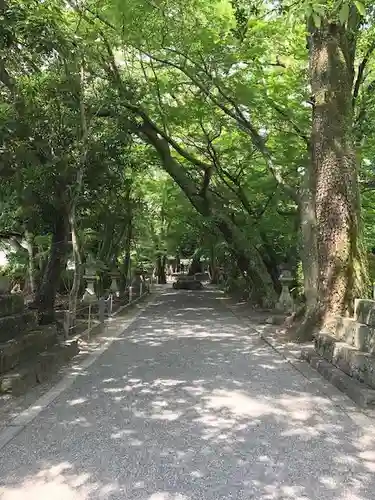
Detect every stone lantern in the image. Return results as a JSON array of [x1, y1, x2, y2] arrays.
[[109, 269, 121, 297], [276, 269, 294, 313], [82, 260, 98, 304]]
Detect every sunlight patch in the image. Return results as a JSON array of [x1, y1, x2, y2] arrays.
[[148, 493, 190, 500]]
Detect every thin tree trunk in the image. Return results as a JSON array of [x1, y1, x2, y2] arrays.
[[24, 230, 38, 296], [68, 207, 82, 332], [122, 219, 132, 288], [309, 21, 369, 328], [300, 164, 319, 299], [68, 63, 88, 330], [209, 245, 219, 284]]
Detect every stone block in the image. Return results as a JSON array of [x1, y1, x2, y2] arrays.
[[314, 332, 375, 389], [0, 325, 58, 375], [35, 340, 79, 383], [0, 339, 79, 395], [354, 299, 375, 327], [333, 316, 369, 350], [0, 366, 36, 396], [0, 311, 38, 342], [0, 294, 24, 318]]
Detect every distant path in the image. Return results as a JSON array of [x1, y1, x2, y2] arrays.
[[1, 287, 375, 499]]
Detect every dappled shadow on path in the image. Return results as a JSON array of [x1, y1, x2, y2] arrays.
[[1, 289, 375, 499]]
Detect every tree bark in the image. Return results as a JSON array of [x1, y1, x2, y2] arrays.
[[156, 254, 166, 284], [188, 254, 202, 275], [309, 21, 369, 327], [34, 207, 70, 324], [216, 217, 276, 306]]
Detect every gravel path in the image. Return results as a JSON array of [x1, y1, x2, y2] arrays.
[[1, 288, 375, 499]]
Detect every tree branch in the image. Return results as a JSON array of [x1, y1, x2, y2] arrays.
[[353, 39, 375, 107], [266, 98, 310, 147], [141, 50, 300, 203]]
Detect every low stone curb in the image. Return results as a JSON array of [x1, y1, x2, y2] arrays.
[[257, 327, 375, 410], [301, 347, 375, 408]]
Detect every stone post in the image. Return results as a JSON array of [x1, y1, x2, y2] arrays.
[[140, 282, 143, 297], [276, 270, 294, 313], [129, 286, 133, 304], [63, 310, 70, 339], [98, 298, 106, 323]]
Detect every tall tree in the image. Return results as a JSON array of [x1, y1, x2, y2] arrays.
[[304, 0, 371, 329]]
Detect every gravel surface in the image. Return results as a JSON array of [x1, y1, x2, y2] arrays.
[[1, 288, 375, 499]]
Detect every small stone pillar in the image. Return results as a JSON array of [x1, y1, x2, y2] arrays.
[[129, 286, 133, 303], [98, 297, 106, 323], [276, 270, 294, 313]]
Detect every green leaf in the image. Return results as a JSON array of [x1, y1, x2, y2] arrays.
[[339, 3, 350, 25], [354, 1, 366, 15], [312, 13, 321, 28]]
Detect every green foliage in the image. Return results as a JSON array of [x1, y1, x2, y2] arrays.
[[0, 0, 375, 306]]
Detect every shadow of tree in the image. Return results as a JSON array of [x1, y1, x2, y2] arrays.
[[1, 289, 375, 499]]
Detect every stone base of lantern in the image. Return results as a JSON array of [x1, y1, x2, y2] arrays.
[[276, 285, 294, 314]]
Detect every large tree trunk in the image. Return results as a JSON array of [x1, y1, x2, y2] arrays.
[[309, 21, 369, 328], [189, 253, 202, 275], [156, 254, 167, 284], [34, 208, 70, 324], [216, 217, 277, 306], [259, 231, 282, 294]]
